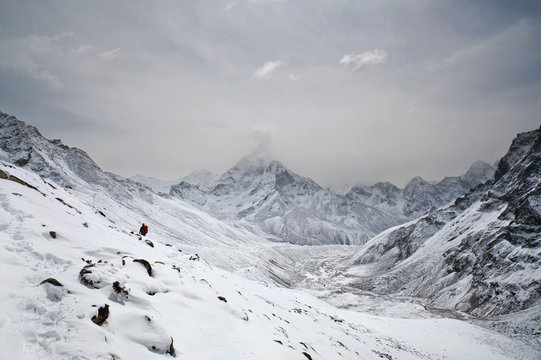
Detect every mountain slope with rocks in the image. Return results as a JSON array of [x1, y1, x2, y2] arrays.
[[1, 111, 536, 358], [336, 125, 541, 341]]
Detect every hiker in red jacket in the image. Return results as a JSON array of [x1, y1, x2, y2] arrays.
[[139, 223, 148, 236]]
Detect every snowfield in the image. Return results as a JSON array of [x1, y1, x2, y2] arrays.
[[0, 161, 539, 359]]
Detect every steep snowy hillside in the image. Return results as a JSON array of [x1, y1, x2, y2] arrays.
[[1, 155, 538, 359], [170, 148, 405, 245], [346, 160, 495, 219], [0, 112, 154, 203], [336, 125, 541, 341], [0, 111, 331, 286]]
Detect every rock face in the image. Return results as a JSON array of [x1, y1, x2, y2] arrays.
[[0, 112, 153, 202], [348, 125, 541, 332]]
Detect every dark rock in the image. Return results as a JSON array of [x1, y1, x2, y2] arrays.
[[49, 231, 57, 239], [39, 278, 63, 287], [79, 263, 99, 288], [189, 254, 200, 261], [217, 296, 227, 303], [133, 259, 152, 276], [91, 304, 109, 326], [112, 281, 129, 296], [166, 337, 176, 357], [302, 352, 313, 360], [145, 239, 154, 248]]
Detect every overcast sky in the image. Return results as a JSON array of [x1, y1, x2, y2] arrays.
[[0, 0, 540, 187]]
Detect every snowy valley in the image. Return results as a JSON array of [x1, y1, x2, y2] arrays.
[[0, 111, 540, 359]]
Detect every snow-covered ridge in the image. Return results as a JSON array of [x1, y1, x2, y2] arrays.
[[346, 160, 495, 219], [170, 147, 494, 246], [337, 125, 541, 340], [170, 149, 406, 245]]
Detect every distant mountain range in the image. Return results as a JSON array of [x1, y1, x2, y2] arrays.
[[168, 147, 494, 245], [0, 110, 494, 246]]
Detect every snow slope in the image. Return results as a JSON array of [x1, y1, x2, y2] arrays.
[[1, 160, 538, 360]]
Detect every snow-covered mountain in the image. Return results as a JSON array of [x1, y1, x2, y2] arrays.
[[1, 110, 538, 359], [3, 164, 536, 359], [333, 125, 541, 339], [130, 175, 182, 193], [170, 148, 494, 246], [0, 111, 155, 203], [170, 148, 406, 245], [346, 160, 495, 219], [131, 170, 219, 194]]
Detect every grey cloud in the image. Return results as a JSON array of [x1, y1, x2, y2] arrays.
[[0, 0, 539, 186]]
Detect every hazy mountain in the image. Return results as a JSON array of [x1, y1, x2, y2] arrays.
[[170, 148, 406, 245], [346, 160, 496, 219], [170, 149, 494, 246]]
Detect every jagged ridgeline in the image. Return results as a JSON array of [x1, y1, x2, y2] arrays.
[[348, 124, 541, 335]]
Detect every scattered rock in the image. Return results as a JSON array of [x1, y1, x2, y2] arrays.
[[55, 197, 81, 213], [302, 352, 313, 360], [39, 278, 63, 287], [274, 340, 283, 345], [166, 337, 176, 357], [79, 263, 99, 288], [218, 296, 227, 303], [172, 265, 181, 273], [145, 239, 154, 248], [0, 170, 46, 196], [189, 254, 200, 261], [91, 304, 109, 326], [49, 231, 57, 239], [165, 243, 172, 247], [97, 210, 106, 217], [83, 222, 89, 228], [372, 350, 393, 359], [12, 192, 22, 196], [112, 281, 129, 296], [133, 259, 152, 276]]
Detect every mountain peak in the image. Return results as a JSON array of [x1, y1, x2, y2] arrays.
[[235, 145, 273, 169]]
